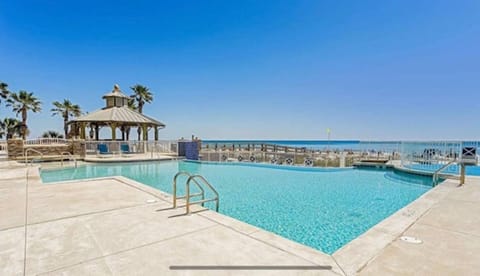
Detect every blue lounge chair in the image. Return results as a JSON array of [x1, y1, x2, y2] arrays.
[[121, 144, 134, 156], [97, 144, 112, 157]]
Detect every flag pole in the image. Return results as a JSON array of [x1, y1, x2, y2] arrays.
[[326, 128, 331, 152]]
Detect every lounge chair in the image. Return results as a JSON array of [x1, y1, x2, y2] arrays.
[[121, 144, 134, 156], [97, 144, 113, 157]]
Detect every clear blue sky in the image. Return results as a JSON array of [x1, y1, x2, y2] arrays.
[[0, 1, 479, 140]]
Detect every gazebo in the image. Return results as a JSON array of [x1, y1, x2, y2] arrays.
[[69, 84, 165, 141]]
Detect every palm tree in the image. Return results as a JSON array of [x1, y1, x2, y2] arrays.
[[0, 117, 21, 139], [130, 84, 153, 113], [130, 84, 153, 140], [0, 82, 10, 105], [51, 99, 82, 138], [6, 91, 42, 139], [42, 130, 64, 138]]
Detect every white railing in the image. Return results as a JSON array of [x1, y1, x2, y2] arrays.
[[147, 140, 177, 154], [199, 148, 364, 167], [399, 141, 480, 174], [357, 141, 401, 155], [199, 141, 402, 167], [201, 141, 401, 158], [24, 138, 68, 145], [84, 140, 178, 155]]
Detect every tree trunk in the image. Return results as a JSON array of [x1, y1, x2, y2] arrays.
[[63, 115, 69, 138], [22, 108, 27, 139], [137, 102, 143, 141]]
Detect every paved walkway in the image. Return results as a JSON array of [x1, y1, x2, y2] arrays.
[[1, 159, 479, 275]]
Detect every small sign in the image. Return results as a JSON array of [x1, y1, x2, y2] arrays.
[[461, 147, 477, 165]]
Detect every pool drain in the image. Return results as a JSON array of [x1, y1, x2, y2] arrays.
[[146, 199, 157, 204], [400, 236, 422, 244]]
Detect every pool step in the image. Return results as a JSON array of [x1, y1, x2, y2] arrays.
[[353, 160, 394, 169]]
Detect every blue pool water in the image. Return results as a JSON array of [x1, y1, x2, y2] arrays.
[[41, 161, 432, 254]]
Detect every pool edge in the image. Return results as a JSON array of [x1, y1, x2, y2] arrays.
[[32, 163, 460, 275], [332, 178, 458, 275]]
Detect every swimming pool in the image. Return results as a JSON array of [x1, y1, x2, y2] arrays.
[[41, 161, 432, 254]]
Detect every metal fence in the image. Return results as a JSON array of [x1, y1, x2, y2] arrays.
[[356, 141, 401, 154], [199, 149, 365, 167], [199, 142, 401, 167], [200, 140, 480, 170], [24, 138, 68, 145], [6, 138, 480, 172], [84, 140, 178, 155], [399, 141, 480, 174], [201, 141, 401, 155]]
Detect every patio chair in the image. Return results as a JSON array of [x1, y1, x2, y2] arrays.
[[121, 144, 134, 157], [97, 144, 113, 157]]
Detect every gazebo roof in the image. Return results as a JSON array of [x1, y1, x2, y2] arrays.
[[70, 106, 165, 127]]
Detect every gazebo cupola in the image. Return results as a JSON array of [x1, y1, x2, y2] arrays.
[[102, 84, 130, 108]]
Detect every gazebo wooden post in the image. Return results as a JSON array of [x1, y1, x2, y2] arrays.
[[68, 123, 75, 139], [80, 122, 86, 139], [89, 124, 94, 140], [111, 123, 117, 140], [121, 126, 126, 141], [142, 124, 148, 141], [154, 126, 158, 141], [95, 125, 99, 141]]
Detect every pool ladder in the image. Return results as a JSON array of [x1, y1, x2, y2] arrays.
[[60, 152, 78, 168], [24, 148, 44, 166], [432, 159, 457, 186], [172, 172, 219, 214]]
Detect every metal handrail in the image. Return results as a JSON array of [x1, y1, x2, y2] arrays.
[[172, 172, 205, 208], [186, 174, 219, 214], [433, 159, 457, 186], [60, 152, 77, 168], [24, 148, 44, 166]]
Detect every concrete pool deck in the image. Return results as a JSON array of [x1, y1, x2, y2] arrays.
[[1, 160, 479, 275]]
